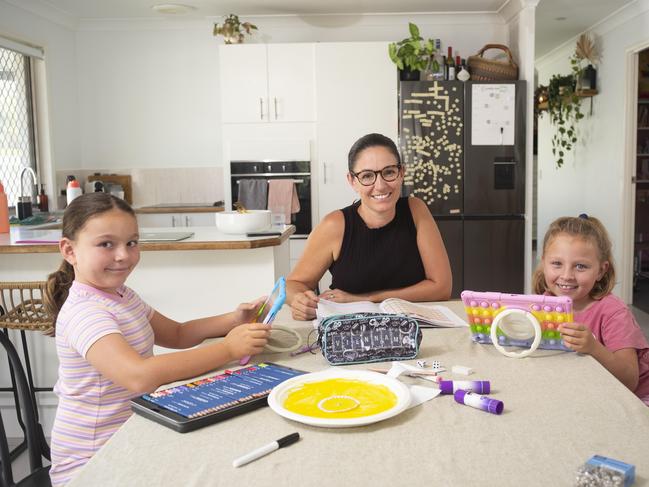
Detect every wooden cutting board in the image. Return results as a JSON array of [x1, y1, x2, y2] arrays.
[[88, 174, 133, 204]]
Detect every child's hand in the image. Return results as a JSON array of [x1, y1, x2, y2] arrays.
[[558, 322, 597, 354], [223, 322, 270, 360], [232, 297, 267, 326], [290, 290, 319, 321]]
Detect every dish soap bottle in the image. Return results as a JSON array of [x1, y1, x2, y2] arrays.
[[0, 181, 9, 233], [66, 179, 82, 206], [38, 184, 49, 212]]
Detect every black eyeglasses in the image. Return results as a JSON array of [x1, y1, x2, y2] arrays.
[[350, 164, 402, 186]]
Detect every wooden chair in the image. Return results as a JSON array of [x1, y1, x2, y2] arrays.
[[0, 282, 53, 486]]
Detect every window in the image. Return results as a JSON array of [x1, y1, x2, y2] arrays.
[[0, 45, 38, 206]]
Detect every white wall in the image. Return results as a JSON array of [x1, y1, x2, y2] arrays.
[[536, 0, 649, 302], [0, 0, 79, 181], [76, 22, 221, 169]]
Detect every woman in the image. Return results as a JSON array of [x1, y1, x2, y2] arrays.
[[287, 133, 452, 320]]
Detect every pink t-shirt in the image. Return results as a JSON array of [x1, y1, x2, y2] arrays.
[[574, 294, 649, 406], [50, 281, 155, 486]]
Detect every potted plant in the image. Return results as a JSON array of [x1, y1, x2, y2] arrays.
[[213, 14, 258, 44], [388, 23, 438, 81]]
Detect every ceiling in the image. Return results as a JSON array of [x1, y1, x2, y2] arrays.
[[10, 0, 638, 57]]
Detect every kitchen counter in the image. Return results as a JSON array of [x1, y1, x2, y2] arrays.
[[0, 225, 294, 254], [135, 203, 225, 214]]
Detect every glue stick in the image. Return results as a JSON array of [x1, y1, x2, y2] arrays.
[[454, 389, 503, 415], [439, 380, 490, 395]]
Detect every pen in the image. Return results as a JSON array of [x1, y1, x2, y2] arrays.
[[232, 432, 300, 468]]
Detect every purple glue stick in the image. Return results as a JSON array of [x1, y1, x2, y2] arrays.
[[454, 389, 503, 415], [439, 380, 490, 395]]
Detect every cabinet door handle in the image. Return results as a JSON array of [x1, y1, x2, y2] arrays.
[[323, 162, 327, 184], [185, 215, 190, 226], [260, 98, 264, 120], [171, 215, 177, 227], [274, 97, 278, 120]]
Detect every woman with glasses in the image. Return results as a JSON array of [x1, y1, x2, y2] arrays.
[[287, 133, 452, 320]]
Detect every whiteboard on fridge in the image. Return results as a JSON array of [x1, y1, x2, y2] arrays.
[[471, 84, 516, 146]]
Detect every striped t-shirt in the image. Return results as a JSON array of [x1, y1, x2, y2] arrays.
[[50, 281, 154, 486]]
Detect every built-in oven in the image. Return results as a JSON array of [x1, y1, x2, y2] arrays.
[[230, 160, 312, 236]]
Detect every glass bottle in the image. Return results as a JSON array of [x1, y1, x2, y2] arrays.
[[38, 184, 49, 212]]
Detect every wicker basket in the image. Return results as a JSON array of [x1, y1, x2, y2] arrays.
[[0, 281, 54, 334], [467, 44, 519, 81]]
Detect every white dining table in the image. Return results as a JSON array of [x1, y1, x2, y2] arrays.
[[68, 301, 649, 487]]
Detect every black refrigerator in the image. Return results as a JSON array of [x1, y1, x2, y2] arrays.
[[399, 80, 526, 298]]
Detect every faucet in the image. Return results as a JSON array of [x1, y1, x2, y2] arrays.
[[19, 166, 37, 204]]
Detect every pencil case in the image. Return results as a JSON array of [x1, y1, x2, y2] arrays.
[[318, 313, 422, 365]]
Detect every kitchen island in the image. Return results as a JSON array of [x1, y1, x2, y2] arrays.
[[0, 225, 294, 437], [0, 225, 293, 318]]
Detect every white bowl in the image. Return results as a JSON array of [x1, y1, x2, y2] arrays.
[[216, 210, 271, 234]]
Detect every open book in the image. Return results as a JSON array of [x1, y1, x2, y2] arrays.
[[315, 298, 467, 328]]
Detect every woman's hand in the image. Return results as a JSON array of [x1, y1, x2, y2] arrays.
[[231, 297, 267, 326], [290, 290, 319, 321], [222, 322, 271, 360], [558, 322, 597, 354], [319, 288, 358, 304]]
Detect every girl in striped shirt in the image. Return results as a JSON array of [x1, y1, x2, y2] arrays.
[[44, 193, 271, 486]]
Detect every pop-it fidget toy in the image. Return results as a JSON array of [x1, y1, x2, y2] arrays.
[[460, 291, 574, 358]]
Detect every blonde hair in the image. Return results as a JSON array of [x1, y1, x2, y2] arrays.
[[532, 215, 615, 300], [43, 193, 136, 330]]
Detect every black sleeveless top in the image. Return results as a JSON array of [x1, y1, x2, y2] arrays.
[[329, 197, 425, 294]]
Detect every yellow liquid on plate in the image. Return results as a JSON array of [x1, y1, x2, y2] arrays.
[[283, 378, 398, 419]]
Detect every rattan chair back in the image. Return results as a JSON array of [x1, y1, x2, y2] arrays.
[[0, 282, 55, 334]]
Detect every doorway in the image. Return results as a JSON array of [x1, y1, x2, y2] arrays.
[[633, 47, 649, 313]]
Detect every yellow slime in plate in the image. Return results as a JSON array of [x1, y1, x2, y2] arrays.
[[283, 378, 398, 419]]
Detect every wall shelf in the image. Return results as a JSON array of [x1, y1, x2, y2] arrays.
[[537, 89, 598, 112]]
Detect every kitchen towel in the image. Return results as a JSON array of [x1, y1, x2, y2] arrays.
[[268, 179, 300, 224], [237, 179, 268, 210]]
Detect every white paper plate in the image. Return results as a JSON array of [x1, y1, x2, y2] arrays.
[[268, 369, 411, 428]]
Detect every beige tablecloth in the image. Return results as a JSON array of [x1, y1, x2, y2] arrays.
[[69, 302, 649, 487]]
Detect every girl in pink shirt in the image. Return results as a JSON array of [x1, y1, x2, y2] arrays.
[[44, 193, 271, 485], [533, 215, 649, 406]]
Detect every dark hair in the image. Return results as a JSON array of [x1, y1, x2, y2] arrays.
[[532, 215, 616, 300], [44, 193, 136, 327], [347, 133, 401, 172]]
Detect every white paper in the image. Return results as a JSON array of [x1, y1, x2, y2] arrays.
[[407, 385, 442, 409], [471, 84, 516, 146], [314, 298, 467, 328]]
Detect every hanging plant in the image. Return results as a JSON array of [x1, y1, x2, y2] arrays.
[[213, 14, 257, 44], [541, 33, 599, 168], [546, 68, 584, 168]]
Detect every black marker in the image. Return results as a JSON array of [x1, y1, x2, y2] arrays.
[[232, 432, 300, 467]]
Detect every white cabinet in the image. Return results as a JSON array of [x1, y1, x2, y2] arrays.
[[219, 44, 315, 123], [137, 212, 216, 228], [315, 42, 398, 220], [289, 237, 307, 271]]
